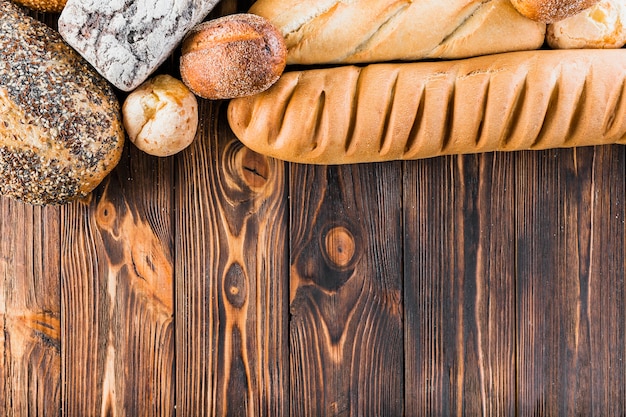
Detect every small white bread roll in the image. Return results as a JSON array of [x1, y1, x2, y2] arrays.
[[547, 0, 626, 48], [123, 75, 198, 157]]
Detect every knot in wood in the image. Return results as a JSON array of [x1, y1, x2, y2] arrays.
[[239, 147, 269, 190], [224, 263, 247, 309], [323, 226, 356, 269], [95, 200, 116, 230]]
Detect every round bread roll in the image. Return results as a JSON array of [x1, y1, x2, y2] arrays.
[[123, 75, 198, 157], [11, 0, 66, 13], [510, 0, 601, 22], [547, 0, 626, 48], [180, 13, 287, 100], [1, 0, 124, 205]]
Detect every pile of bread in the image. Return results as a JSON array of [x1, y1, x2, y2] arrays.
[[228, 0, 626, 164], [1, 0, 626, 205]]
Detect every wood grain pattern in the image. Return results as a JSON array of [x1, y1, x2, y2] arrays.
[[174, 100, 289, 416], [1, 5, 625, 416], [516, 146, 626, 416], [0, 198, 61, 417], [403, 153, 517, 416], [61, 144, 175, 416], [289, 162, 404, 416]]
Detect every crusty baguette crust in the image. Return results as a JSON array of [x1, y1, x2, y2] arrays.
[[249, 0, 546, 64], [228, 49, 626, 165], [1, 0, 124, 205]]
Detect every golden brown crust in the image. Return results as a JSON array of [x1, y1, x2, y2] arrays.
[[510, 0, 601, 23], [249, 0, 546, 65], [228, 49, 626, 165], [179, 13, 287, 100], [11, 0, 66, 13]]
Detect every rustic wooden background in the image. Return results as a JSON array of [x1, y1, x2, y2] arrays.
[[1, 2, 625, 416]]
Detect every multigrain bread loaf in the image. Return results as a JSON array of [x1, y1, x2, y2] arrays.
[[248, 0, 546, 65], [11, 0, 66, 13], [228, 49, 626, 165], [547, 0, 626, 48], [0, 0, 124, 205]]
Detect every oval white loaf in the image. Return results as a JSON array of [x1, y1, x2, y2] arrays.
[[228, 49, 626, 165], [248, 0, 546, 64], [1, 0, 124, 205]]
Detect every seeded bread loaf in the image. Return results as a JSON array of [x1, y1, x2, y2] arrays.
[[228, 49, 626, 164], [11, 0, 66, 13], [1, 0, 124, 205], [248, 0, 546, 65]]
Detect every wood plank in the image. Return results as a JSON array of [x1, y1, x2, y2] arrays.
[[403, 153, 517, 416], [61, 144, 175, 416], [0, 197, 61, 417], [174, 100, 289, 416], [516, 146, 626, 416], [289, 162, 404, 416]]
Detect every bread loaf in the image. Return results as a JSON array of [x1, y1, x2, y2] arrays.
[[11, 0, 66, 13], [248, 0, 546, 65], [547, 0, 626, 48], [228, 49, 626, 165], [1, 0, 124, 205], [180, 14, 287, 100], [510, 0, 601, 23]]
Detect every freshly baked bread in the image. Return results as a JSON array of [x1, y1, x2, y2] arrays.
[[510, 0, 601, 23], [180, 13, 287, 100], [228, 49, 626, 165], [11, 0, 66, 12], [123, 75, 198, 157], [1, 0, 124, 205], [248, 0, 546, 65], [547, 0, 626, 48]]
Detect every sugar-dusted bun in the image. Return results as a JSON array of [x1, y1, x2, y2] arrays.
[[510, 0, 601, 22], [547, 0, 626, 48], [180, 13, 287, 100], [11, 0, 66, 13]]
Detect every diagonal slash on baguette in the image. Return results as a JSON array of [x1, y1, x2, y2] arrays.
[[227, 49, 626, 165]]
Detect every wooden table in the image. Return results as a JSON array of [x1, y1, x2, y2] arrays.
[[2, 3, 625, 416]]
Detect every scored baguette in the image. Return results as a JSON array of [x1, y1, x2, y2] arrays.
[[227, 49, 626, 165], [248, 0, 546, 65]]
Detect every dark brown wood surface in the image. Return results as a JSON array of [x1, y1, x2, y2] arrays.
[[1, 4, 625, 416]]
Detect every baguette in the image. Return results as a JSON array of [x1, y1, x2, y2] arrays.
[[227, 49, 626, 165], [248, 0, 546, 65]]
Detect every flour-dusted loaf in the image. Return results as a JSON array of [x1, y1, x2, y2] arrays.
[[228, 49, 626, 165], [1, 0, 124, 205], [248, 0, 546, 65], [58, 0, 221, 91]]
